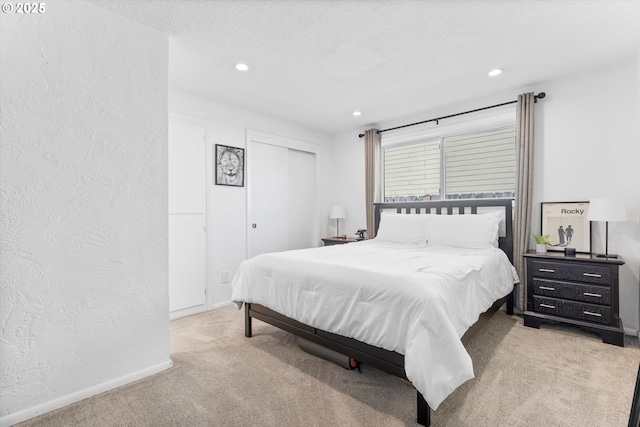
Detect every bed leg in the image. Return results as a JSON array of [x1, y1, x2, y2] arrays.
[[244, 304, 252, 338], [506, 288, 515, 315], [417, 391, 431, 426]]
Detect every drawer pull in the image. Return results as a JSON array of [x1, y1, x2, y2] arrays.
[[539, 268, 555, 273], [583, 273, 602, 278], [539, 286, 556, 291], [583, 292, 602, 298], [540, 303, 556, 309], [583, 311, 602, 318]]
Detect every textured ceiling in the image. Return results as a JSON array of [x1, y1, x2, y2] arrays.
[[90, 0, 640, 135]]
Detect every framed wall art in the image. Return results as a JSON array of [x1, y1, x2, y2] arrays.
[[541, 201, 591, 253], [215, 144, 244, 187]]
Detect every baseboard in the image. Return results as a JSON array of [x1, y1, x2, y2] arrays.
[[624, 326, 639, 337], [212, 300, 233, 310], [0, 359, 173, 427], [169, 304, 206, 320], [169, 301, 233, 322]]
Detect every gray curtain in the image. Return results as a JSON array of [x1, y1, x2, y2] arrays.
[[364, 129, 381, 238], [513, 93, 536, 311]]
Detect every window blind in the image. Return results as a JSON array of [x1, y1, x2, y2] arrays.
[[384, 139, 440, 200], [383, 126, 516, 201], [444, 127, 516, 196]]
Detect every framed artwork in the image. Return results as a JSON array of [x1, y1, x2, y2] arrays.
[[541, 201, 591, 253], [215, 144, 244, 187]]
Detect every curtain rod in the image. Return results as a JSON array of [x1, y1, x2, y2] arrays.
[[358, 92, 546, 138]]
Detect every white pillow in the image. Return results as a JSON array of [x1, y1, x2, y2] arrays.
[[375, 213, 433, 245], [427, 211, 501, 249]]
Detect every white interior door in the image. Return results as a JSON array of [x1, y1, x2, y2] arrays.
[[168, 216, 206, 311], [288, 149, 315, 250], [248, 138, 316, 258], [168, 119, 206, 316], [248, 141, 289, 257]]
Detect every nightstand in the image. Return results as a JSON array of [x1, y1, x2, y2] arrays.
[[523, 251, 624, 346], [321, 237, 360, 246]]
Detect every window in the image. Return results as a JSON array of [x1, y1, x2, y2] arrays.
[[383, 126, 516, 202], [384, 138, 440, 201]]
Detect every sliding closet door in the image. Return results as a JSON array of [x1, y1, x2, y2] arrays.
[[247, 141, 289, 257], [247, 137, 317, 258], [288, 148, 315, 250], [168, 119, 206, 316]]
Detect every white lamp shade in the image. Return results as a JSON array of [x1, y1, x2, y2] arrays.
[[587, 197, 628, 222], [329, 205, 346, 219]]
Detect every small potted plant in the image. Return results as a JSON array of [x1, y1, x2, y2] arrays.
[[532, 234, 550, 254]]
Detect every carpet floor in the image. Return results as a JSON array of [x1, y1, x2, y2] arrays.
[[18, 306, 640, 427]]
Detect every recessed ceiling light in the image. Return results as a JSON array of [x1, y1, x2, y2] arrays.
[[352, 111, 362, 116], [488, 69, 503, 77], [235, 63, 249, 71]]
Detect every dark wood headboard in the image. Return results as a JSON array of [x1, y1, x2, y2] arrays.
[[374, 199, 514, 263]]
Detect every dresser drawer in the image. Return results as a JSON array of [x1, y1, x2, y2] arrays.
[[532, 278, 611, 305], [530, 260, 611, 285], [533, 296, 612, 325]]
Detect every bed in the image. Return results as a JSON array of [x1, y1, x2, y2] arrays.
[[231, 199, 518, 426]]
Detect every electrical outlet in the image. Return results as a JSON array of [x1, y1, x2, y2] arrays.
[[221, 271, 230, 283]]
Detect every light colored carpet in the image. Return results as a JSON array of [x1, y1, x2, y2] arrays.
[[18, 306, 640, 427]]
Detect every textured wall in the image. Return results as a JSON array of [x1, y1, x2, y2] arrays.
[[0, 1, 170, 421]]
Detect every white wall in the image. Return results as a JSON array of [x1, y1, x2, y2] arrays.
[[331, 132, 367, 236], [532, 60, 640, 335], [0, 2, 170, 425], [332, 59, 640, 334], [169, 91, 333, 308]]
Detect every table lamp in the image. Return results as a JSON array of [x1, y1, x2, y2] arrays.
[[587, 197, 627, 258], [329, 205, 346, 238]]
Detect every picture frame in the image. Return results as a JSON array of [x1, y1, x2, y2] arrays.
[[215, 144, 244, 187], [541, 201, 591, 253]]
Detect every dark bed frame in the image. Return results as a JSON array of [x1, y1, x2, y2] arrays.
[[244, 199, 516, 426]]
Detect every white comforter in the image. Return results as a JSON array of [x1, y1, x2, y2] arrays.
[[230, 240, 518, 409]]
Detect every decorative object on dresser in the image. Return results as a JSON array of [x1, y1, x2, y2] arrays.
[[523, 251, 624, 346], [321, 237, 359, 246], [329, 205, 346, 238], [532, 234, 550, 254], [540, 201, 591, 253], [587, 197, 628, 259]]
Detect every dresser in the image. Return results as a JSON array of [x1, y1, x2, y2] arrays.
[[523, 251, 624, 346]]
